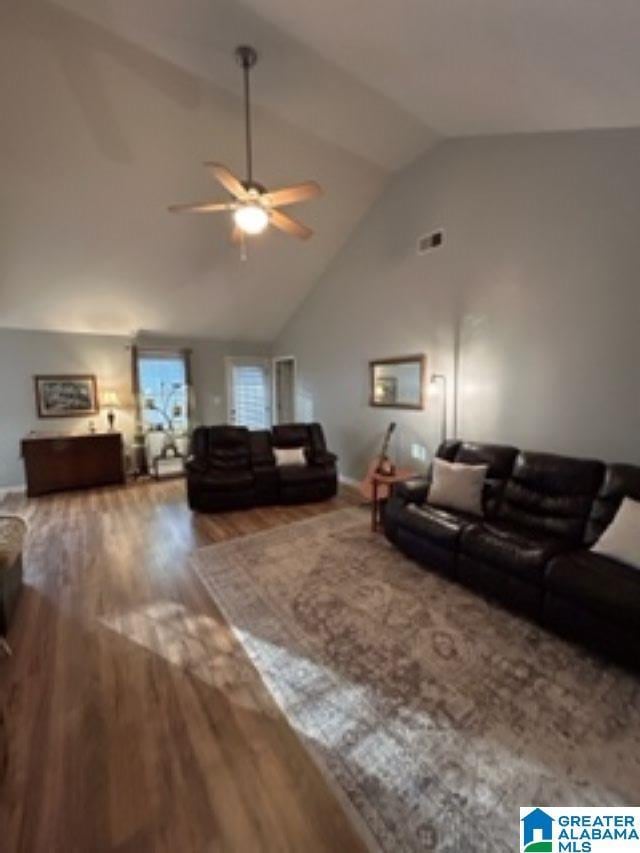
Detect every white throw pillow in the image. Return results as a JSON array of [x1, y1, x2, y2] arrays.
[[591, 497, 640, 569], [274, 447, 306, 467], [427, 457, 488, 516]]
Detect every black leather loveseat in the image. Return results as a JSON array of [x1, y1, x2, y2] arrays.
[[186, 422, 337, 512], [385, 440, 640, 668]]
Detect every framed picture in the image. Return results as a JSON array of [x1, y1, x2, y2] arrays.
[[34, 374, 99, 418], [369, 354, 426, 409]]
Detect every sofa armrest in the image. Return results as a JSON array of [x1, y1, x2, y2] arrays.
[[185, 457, 208, 475], [392, 476, 430, 505], [308, 450, 337, 466]]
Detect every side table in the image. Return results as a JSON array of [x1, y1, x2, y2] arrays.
[[370, 468, 416, 532]]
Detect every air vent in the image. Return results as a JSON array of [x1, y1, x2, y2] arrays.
[[417, 229, 444, 255]]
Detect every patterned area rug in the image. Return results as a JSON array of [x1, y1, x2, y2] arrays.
[[193, 508, 640, 852]]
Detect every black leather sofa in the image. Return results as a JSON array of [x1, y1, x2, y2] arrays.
[[385, 440, 640, 668], [186, 422, 337, 512]]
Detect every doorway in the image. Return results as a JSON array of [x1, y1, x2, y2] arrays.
[[273, 356, 296, 425], [225, 357, 272, 429]]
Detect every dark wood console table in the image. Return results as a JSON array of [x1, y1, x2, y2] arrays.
[[21, 432, 125, 497]]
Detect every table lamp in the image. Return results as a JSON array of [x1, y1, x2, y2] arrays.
[[102, 390, 121, 432]]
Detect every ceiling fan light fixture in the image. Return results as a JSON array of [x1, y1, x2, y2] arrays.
[[234, 203, 268, 234], [170, 44, 320, 245]]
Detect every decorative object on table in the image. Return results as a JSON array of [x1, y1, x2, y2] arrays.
[[169, 45, 322, 253], [370, 467, 416, 531], [429, 372, 448, 443], [142, 381, 186, 433], [21, 432, 125, 496], [101, 389, 121, 431], [144, 430, 189, 480], [359, 422, 397, 501], [34, 374, 98, 418], [193, 507, 640, 853], [369, 355, 426, 410]]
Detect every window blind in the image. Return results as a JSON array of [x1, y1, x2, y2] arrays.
[[232, 364, 269, 429]]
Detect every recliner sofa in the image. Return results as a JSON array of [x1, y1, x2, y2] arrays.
[[385, 440, 640, 668], [186, 422, 337, 512]]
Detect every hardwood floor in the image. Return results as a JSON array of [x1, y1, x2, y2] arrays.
[[0, 480, 368, 853]]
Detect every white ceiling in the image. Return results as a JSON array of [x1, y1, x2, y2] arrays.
[[2, 0, 640, 341], [241, 0, 640, 136]]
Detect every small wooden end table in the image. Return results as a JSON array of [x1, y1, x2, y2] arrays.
[[370, 468, 416, 532]]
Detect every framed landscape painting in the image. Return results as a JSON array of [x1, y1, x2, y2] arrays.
[[34, 374, 99, 418]]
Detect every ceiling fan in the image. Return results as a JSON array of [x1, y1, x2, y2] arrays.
[[169, 45, 322, 245]]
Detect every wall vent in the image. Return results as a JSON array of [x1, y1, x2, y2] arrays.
[[417, 229, 444, 255]]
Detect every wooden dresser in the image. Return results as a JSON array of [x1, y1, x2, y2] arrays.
[[21, 432, 126, 497]]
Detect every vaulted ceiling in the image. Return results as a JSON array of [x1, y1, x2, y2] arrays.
[[2, 0, 639, 341]]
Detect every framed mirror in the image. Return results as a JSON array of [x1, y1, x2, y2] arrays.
[[369, 354, 426, 410]]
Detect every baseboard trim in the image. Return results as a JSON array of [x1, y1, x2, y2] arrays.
[[339, 474, 359, 487], [0, 484, 26, 498]]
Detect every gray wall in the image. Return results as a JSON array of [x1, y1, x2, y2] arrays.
[[0, 327, 268, 487], [274, 129, 640, 479]]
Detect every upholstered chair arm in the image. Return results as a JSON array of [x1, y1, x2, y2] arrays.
[[392, 476, 431, 505], [185, 456, 208, 475], [307, 450, 337, 466]]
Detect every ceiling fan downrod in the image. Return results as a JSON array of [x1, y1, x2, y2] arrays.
[[235, 45, 258, 187]]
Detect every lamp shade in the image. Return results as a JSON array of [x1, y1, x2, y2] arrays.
[[102, 390, 121, 408]]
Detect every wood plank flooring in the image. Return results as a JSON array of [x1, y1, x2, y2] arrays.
[[0, 480, 368, 853]]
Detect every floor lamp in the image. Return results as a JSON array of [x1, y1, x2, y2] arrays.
[[430, 374, 448, 445]]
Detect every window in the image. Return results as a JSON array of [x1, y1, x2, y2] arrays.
[[136, 350, 189, 432]]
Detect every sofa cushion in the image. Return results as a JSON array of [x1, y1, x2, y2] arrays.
[[191, 425, 250, 457], [277, 464, 331, 484], [453, 441, 518, 479], [401, 503, 478, 548], [272, 423, 310, 449], [207, 447, 251, 470], [274, 447, 306, 467], [194, 470, 254, 491], [427, 458, 487, 516], [591, 497, 640, 570], [434, 439, 462, 462], [461, 520, 570, 584], [585, 463, 640, 545], [546, 550, 640, 632], [498, 451, 604, 543], [447, 441, 518, 514]]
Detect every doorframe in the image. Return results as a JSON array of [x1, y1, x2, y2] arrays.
[[272, 355, 297, 425], [225, 356, 272, 426]]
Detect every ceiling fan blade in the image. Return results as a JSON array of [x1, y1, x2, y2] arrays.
[[204, 162, 247, 199], [168, 201, 234, 214], [270, 208, 313, 240], [263, 181, 322, 208]]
